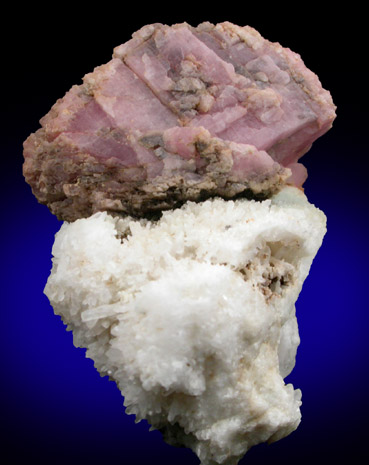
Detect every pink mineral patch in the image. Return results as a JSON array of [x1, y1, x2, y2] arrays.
[[23, 21, 336, 221]]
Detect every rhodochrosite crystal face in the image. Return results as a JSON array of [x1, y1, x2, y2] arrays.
[[23, 22, 335, 222], [44, 188, 326, 464]]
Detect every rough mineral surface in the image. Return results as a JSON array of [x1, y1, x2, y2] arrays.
[[23, 22, 336, 221], [44, 186, 326, 464]]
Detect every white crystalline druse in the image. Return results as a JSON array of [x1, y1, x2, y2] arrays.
[[44, 186, 326, 465]]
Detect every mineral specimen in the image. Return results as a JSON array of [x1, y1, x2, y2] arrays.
[[23, 21, 335, 465], [23, 22, 335, 221]]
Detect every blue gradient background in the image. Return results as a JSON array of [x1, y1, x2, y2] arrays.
[[2, 6, 368, 464]]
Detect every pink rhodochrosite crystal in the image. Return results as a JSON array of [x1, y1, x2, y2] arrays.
[[23, 22, 335, 221]]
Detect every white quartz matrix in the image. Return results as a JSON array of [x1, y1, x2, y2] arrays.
[[44, 186, 326, 464]]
